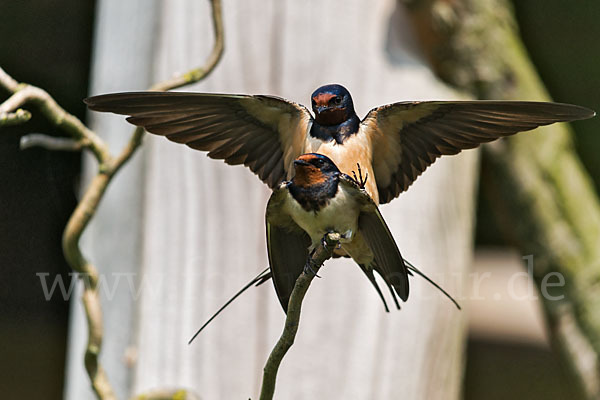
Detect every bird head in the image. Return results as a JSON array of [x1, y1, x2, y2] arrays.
[[310, 84, 356, 126], [292, 153, 340, 187]]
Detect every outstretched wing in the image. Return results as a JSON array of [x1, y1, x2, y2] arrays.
[[85, 91, 314, 188], [265, 185, 311, 312], [360, 101, 595, 203], [340, 176, 410, 303]]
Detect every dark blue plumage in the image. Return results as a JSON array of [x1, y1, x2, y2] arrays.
[[266, 153, 411, 312], [287, 153, 341, 212], [309, 84, 360, 144]]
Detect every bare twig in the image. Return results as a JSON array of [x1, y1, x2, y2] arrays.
[[0, 108, 31, 126], [0, 76, 111, 163], [0, 66, 118, 400], [20, 134, 83, 151], [150, 0, 224, 91], [111, 0, 223, 176], [0, 65, 19, 91], [259, 233, 341, 400], [1, 0, 225, 399]]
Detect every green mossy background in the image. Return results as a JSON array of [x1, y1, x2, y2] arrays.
[[476, 0, 600, 245]]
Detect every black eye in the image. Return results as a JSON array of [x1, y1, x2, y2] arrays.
[[333, 96, 343, 105]]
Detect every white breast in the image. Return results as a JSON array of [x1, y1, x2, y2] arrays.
[[284, 184, 360, 247]]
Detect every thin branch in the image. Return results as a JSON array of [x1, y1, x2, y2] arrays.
[[259, 233, 341, 400], [0, 65, 19, 91], [62, 172, 117, 400], [0, 72, 110, 166], [110, 0, 223, 176], [0, 108, 31, 126], [20, 133, 83, 151], [150, 0, 224, 91], [0, 71, 111, 164], [1, 0, 225, 399], [63, 1, 225, 398]]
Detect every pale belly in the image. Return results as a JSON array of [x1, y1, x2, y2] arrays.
[[284, 184, 359, 246], [284, 184, 375, 266]]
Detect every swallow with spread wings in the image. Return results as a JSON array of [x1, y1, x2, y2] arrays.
[[85, 83, 595, 205]]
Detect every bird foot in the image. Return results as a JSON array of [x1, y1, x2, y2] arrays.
[[351, 163, 368, 189]]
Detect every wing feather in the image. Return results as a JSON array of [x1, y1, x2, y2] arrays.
[[361, 100, 595, 203], [265, 186, 311, 312], [359, 208, 409, 302], [339, 176, 410, 302], [85, 91, 313, 188]]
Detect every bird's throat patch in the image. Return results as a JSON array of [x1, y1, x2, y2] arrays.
[[293, 165, 327, 187], [316, 108, 348, 126], [288, 177, 339, 212]]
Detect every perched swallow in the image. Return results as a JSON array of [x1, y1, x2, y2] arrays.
[[84, 84, 595, 204], [188, 153, 458, 340], [266, 153, 410, 312]]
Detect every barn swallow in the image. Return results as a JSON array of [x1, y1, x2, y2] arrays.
[[189, 153, 458, 340], [266, 153, 409, 312], [84, 84, 595, 204]]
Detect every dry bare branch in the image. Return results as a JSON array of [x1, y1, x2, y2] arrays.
[[20, 133, 83, 151], [0, 0, 225, 399], [259, 233, 341, 400], [0, 108, 31, 126]]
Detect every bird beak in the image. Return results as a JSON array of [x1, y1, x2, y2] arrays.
[[316, 106, 328, 114], [293, 159, 310, 167]]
